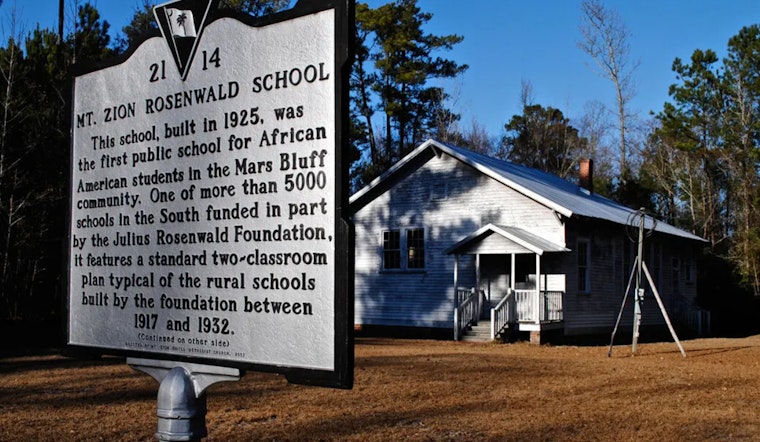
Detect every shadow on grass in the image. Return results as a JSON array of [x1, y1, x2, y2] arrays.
[[0, 353, 122, 375], [674, 345, 756, 358]]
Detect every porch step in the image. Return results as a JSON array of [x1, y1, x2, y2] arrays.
[[461, 322, 494, 342]]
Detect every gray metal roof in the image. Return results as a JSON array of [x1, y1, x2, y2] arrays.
[[350, 139, 705, 242]]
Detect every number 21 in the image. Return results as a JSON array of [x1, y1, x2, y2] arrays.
[[149, 60, 166, 82]]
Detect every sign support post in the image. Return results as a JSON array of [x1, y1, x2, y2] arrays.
[[128, 358, 242, 441]]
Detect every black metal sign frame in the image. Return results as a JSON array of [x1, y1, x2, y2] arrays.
[[66, 0, 354, 389]]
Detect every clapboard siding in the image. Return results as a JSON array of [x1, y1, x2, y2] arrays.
[[562, 219, 700, 335], [354, 152, 565, 328], [562, 220, 622, 334]]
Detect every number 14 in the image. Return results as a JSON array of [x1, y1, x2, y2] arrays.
[[203, 47, 221, 70]]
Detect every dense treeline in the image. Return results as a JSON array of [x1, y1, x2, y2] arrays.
[[1, 1, 759, 333], [0, 3, 114, 323], [0, 1, 293, 324]]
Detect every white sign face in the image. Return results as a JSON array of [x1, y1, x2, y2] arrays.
[[69, 8, 340, 372]]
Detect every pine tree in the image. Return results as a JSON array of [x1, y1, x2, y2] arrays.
[[351, 0, 467, 187]]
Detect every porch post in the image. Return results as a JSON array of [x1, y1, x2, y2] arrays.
[[453, 254, 459, 305], [534, 254, 541, 325], [510, 254, 516, 291], [475, 253, 483, 321], [475, 254, 481, 300]]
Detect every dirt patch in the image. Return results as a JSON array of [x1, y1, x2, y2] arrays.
[[2, 336, 760, 441]]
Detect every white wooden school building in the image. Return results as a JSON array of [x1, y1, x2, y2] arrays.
[[350, 139, 708, 342]]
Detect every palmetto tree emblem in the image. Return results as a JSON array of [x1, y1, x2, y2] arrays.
[[176, 12, 189, 34], [155, 1, 214, 80], [165, 8, 197, 38]]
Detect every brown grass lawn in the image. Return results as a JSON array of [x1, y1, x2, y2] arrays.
[[2, 336, 760, 441]]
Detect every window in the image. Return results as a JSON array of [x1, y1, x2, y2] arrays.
[[407, 229, 425, 269], [429, 182, 447, 201], [622, 239, 633, 292], [577, 239, 590, 293], [684, 256, 694, 283], [672, 257, 681, 296], [382, 228, 425, 271], [648, 243, 662, 288], [382, 230, 401, 269]]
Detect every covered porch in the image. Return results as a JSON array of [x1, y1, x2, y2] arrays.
[[447, 224, 569, 342]]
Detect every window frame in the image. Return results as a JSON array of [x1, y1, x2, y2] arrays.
[[684, 256, 695, 284], [671, 257, 681, 296], [380, 227, 426, 272], [406, 228, 425, 269], [577, 238, 591, 294], [648, 242, 662, 289], [381, 229, 401, 270], [429, 182, 448, 201]]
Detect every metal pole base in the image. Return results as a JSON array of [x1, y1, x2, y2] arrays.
[[128, 358, 242, 441], [155, 366, 207, 441]]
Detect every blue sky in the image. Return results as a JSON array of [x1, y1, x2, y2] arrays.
[[11, 0, 760, 136]]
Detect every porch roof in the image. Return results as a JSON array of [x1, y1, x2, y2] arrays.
[[445, 224, 570, 256]]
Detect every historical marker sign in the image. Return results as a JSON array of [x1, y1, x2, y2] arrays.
[[67, 0, 353, 388]]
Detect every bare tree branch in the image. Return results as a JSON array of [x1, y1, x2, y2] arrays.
[[578, 0, 640, 181]]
